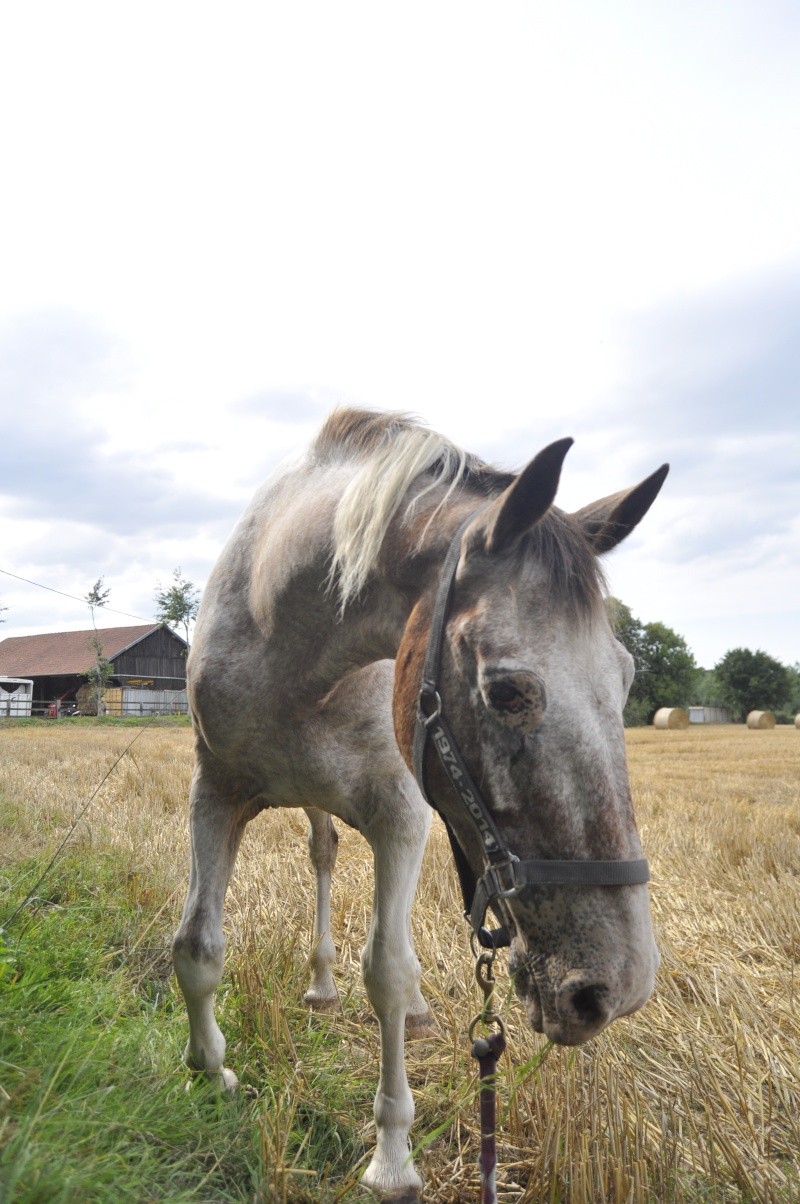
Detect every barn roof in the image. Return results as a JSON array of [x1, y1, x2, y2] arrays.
[[0, 623, 181, 677]]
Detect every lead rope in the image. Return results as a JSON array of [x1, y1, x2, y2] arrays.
[[469, 938, 507, 1204]]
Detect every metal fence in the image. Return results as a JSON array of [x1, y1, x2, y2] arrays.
[[27, 690, 189, 718], [112, 688, 189, 717]]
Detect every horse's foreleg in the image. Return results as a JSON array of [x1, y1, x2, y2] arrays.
[[360, 794, 432, 1201], [302, 806, 339, 1010], [172, 770, 246, 1091]]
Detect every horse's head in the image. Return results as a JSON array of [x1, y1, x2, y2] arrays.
[[394, 439, 668, 1045]]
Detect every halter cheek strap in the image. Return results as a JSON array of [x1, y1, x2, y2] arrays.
[[411, 512, 650, 950]]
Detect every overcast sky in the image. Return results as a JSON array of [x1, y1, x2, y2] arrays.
[[1, 1, 798, 671]]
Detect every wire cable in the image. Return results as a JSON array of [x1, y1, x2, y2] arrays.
[[2, 719, 157, 930], [0, 566, 152, 623]]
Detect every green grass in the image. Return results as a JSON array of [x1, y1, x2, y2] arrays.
[[0, 852, 367, 1203], [0, 715, 191, 730]]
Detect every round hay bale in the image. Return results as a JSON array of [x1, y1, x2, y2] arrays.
[[795, 714, 800, 730], [76, 682, 99, 716], [653, 707, 689, 729], [746, 710, 776, 729]]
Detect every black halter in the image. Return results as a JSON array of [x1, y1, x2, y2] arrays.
[[411, 513, 650, 950]]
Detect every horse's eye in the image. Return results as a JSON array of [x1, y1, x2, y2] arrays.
[[479, 668, 547, 731], [487, 681, 521, 709]]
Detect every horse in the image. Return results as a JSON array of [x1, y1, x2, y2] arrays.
[[173, 408, 667, 1200]]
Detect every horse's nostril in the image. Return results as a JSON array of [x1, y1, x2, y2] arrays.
[[557, 976, 612, 1031], [569, 984, 607, 1025]]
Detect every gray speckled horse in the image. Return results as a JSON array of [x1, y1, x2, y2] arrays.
[[173, 408, 667, 1200]]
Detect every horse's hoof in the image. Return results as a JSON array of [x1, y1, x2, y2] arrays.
[[184, 1065, 239, 1095], [362, 1181, 422, 1203], [219, 1067, 239, 1093], [362, 1158, 423, 1201], [303, 990, 341, 1013]]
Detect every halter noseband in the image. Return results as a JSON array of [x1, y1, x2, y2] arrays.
[[411, 512, 650, 950]]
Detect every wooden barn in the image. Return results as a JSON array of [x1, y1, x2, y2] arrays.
[[0, 623, 188, 716]]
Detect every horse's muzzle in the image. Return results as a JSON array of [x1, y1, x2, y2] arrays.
[[510, 945, 658, 1046]]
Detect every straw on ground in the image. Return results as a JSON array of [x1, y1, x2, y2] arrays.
[[1, 722, 798, 1202]]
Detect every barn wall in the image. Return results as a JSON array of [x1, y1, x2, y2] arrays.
[[113, 627, 187, 689]]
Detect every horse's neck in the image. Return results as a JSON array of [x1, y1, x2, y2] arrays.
[[379, 485, 483, 597], [255, 485, 479, 704]]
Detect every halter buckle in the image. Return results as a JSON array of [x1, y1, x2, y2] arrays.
[[483, 859, 521, 901], [417, 684, 442, 727]]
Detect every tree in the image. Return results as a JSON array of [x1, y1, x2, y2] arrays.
[[786, 663, 800, 717], [639, 621, 696, 707], [85, 578, 110, 614], [693, 667, 716, 706], [0, 599, 7, 622], [714, 648, 791, 720], [83, 578, 113, 716], [155, 567, 200, 646], [606, 598, 696, 725]]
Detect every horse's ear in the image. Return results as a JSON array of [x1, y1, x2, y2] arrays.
[[474, 438, 574, 555], [573, 463, 669, 554]]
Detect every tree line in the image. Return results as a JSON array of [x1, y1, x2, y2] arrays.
[[3, 579, 797, 726], [608, 598, 800, 726]]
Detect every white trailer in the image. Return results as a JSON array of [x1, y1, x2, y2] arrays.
[[0, 677, 34, 717]]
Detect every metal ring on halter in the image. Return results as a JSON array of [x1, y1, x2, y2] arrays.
[[471, 929, 499, 962], [418, 685, 442, 726], [468, 1011, 506, 1042], [475, 951, 497, 995], [468, 946, 505, 1039]]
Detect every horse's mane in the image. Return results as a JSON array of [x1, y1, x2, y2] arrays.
[[314, 407, 602, 614], [313, 408, 512, 605]]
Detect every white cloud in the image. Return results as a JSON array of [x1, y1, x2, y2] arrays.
[[1, 2, 798, 672]]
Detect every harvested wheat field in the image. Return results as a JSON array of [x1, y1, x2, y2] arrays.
[[1, 721, 798, 1202]]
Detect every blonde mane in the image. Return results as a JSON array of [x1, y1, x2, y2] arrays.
[[313, 409, 507, 606]]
